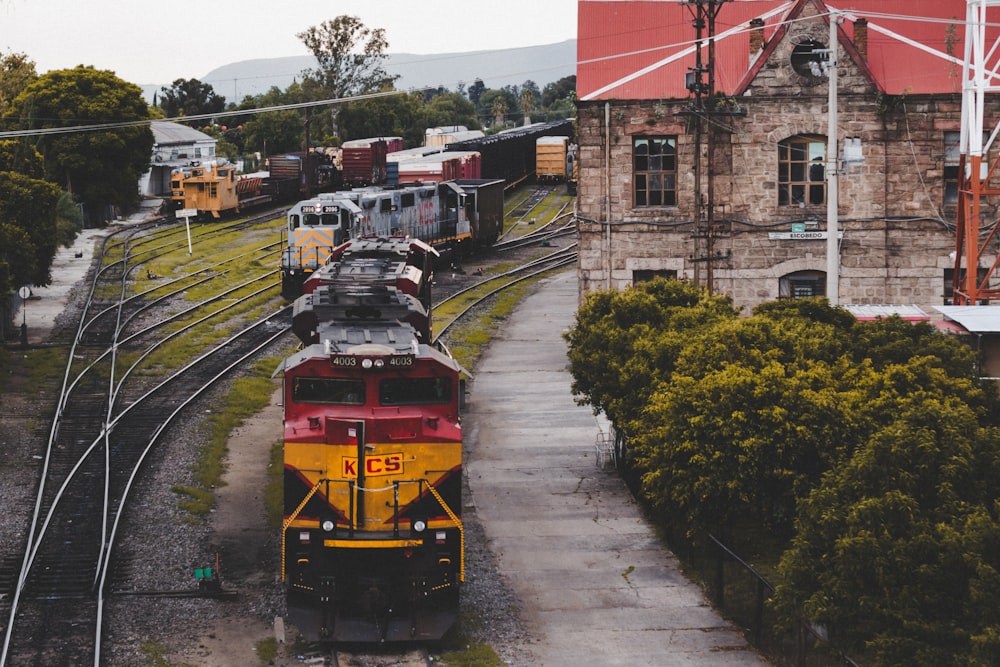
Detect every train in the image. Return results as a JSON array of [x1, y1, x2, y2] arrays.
[[280, 179, 505, 299], [169, 120, 574, 219], [281, 237, 465, 642], [169, 151, 339, 219], [446, 118, 574, 187]]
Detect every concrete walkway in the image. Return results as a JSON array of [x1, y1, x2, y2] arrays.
[[464, 270, 770, 666]]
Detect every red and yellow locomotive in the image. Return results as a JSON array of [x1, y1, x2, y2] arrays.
[[281, 237, 464, 642]]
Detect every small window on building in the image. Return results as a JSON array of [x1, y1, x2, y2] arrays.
[[633, 269, 677, 284], [633, 136, 677, 207], [790, 39, 828, 77], [944, 131, 960, 204], [195, 147, 202, 158], [779, 136, 826, 206], [944, 131, 990, 206], [779, 270, 826, 299]]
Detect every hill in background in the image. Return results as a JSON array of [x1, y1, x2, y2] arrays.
[[141, 40, 576, 104]]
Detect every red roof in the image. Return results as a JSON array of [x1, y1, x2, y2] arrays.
[[578, 0, 1000, 101]]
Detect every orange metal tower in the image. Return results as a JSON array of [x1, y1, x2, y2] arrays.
[[953, 0, 1000, 304]]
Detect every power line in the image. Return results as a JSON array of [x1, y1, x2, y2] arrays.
[[0, 89, 417, 139]]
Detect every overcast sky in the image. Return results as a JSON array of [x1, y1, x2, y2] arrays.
[[2, 0, 578, 85]]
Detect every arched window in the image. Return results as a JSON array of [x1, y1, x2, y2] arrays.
[[778, 135, 826, 207], [779, 270, 826, 299]]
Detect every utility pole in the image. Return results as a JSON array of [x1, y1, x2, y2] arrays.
[[685, 1, 706, 288], [684, 0, 731, 293], [826, 11, 841, 305]]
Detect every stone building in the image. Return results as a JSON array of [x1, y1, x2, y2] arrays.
[[574, 0, 1000, 314]]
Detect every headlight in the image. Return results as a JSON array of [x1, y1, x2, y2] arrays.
[[362, 359, 373, 369], [412, 519, 427, 533], [321, 519, 335, 532]]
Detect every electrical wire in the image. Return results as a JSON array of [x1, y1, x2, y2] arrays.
[[0, 89, 421, 139]]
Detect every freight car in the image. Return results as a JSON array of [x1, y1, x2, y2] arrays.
[[340, 137, 403, 187], [424, 126, 485, 147], [282, 237, 464, 642], [536, 136, 569, 181], [169, 151, 338, 218], [388, 150, 482, 184], [445, 118, 574, 189], [280, 179, 504, 298]]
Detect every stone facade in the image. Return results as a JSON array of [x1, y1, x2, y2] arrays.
[[575, 3, 1000, 313]]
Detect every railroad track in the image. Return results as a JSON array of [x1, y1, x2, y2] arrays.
[[0, 189, 576, 665], [434, 243, 578, 343], [0, 214, 292, 666]]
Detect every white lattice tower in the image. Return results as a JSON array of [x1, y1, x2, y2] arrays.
[[955, 0, 1000, 303]]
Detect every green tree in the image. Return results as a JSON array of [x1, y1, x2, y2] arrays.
[[158, 78, 226, 120], [634, 309, 872, 535], [564, 277, 739, 427], [338, 93, 423, 146], [0, 171, 61, 286], [774, 380, 1000, 665], [5, 66, 153, 225], [520, 87, 536, 126], [0, 222, 36, 300], [416, 92, 480, 135], [0, 138, 44, 178], [467, 79, 486, 107], [541, 75, 576, 108], [297, 15, 398, 138], [478, 88, 517, 130], [54, 190, 83, 248], [243, 110, 303, 156], [0, 51, 37, 119], [491, 95, 508, 129]]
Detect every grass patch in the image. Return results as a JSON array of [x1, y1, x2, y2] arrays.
[[171, 484, 215, 518], [442, 284, 530, 371], [437, 643, 504, 667], [22, 346, 67, 385], [255, 637, 278, 665], [143, 218, 283, 289], [264, 439, 285, 529], [436, 610, 505, 667], [171, 356, 284, 519], [138, 639, 173, 667], [134, 288, 283, 377]]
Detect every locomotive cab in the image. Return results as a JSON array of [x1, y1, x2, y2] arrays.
[[282, 196, 362, 298]]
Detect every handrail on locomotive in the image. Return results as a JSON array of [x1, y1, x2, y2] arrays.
[[281, 476, 465, 584]]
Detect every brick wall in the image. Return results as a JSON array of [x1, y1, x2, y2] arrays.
[[575, 7, 1000, 312]]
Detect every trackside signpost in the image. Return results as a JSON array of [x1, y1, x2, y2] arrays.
[[178, 208, 197, 255]]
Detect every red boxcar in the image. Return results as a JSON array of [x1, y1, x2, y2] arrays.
[[341, 138, 389, 186]]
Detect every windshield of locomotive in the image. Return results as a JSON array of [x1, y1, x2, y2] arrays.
[[293, 377, 365, 405], [379, 377, 452, 406]]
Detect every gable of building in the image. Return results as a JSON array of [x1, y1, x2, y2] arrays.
[[578, 0, 987, 102], [573, 1, 1000, 314]]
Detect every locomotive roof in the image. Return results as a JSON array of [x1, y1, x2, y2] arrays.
[[295, 281, 425, 325], [282, 334, 461, 374]]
